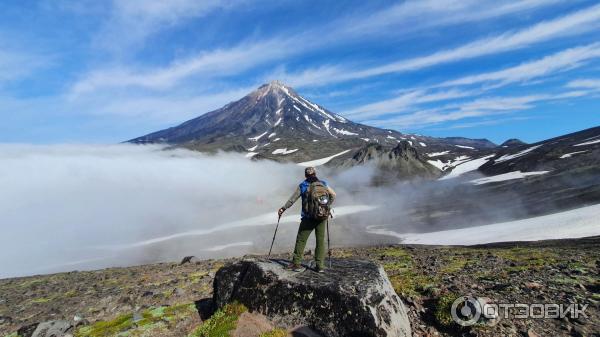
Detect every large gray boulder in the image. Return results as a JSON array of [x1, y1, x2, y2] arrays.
[[213, 259, 411, 337], [17, 320, 73, 337]]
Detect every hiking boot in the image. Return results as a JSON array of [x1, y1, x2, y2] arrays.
[[286, 263, 303, 272], [315, 265, 325, 273]]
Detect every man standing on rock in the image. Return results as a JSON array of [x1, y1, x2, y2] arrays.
[[278, 166, 336, 272]]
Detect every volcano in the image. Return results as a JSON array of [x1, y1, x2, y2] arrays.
[[129, 81, 497, 176]]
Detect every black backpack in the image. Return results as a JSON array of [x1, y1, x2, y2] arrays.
[[303, 181, 332, 220]]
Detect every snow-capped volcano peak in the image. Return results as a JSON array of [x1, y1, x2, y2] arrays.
[[250, 80, 346, 124]]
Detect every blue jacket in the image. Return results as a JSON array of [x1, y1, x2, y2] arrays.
[[283, 179, 329, 218]]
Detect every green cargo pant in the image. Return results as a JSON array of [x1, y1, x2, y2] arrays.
[[292, 217, 326, 268]]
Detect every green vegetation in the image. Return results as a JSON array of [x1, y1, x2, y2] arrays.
[[378, 247, 436, 297], [433, 293, 458, 328], [492, 247, 557, 272], [189, 302, 247, 337], [4, 333, 20, 337], [259, 329, 288, 337], [31, 297, 52, 304], [75, 303, 197, 337], [76, 312, 133, 337]]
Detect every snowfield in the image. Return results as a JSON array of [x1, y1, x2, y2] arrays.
[[574, 139, 600, 146], [439, 154, 495, 180], [248, 131, 268, 141], [297, 149, 351, 167], [272, 148, 298, 155], [494, 145, 542, 163], [375, 203, 600, 245], [427, 151, 449, 157], [560, 151, 587, 158], [469, 170, 549, 185]]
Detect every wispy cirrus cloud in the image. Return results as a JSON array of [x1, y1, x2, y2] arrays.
[[366, 90, 590, 129], [72, 0, 575, 96], [438, 43, 600, 87], [339, 40, 600, 127], [342, 0, 565, 38], [566, 78, 600, 90], [343, 89, 477, 120], [69, 38, 290, 97], [280, 3, 600, 87], [0, 36, 51, 84], [94, 0, 248, 53]]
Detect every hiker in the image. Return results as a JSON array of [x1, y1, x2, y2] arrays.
[[278, 166, 336, 272]]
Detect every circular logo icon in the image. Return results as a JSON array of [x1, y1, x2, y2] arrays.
[[451, 296, 482, 326]]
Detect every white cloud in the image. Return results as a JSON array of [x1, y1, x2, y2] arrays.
[[70, 39, 289, 96], [343, 89, 477, 120], [342, 0, 564, 38], [278, 3, 600, 87], [95, 0, 246, 52], [439, 43, 600, 87], [339, 43, 600, 124], [0, 37, 50, 84], [367, 90, 592, 128], [566, 78, 600, 90]]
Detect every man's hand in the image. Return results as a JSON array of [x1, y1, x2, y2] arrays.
[[278, 208, 285, 217]]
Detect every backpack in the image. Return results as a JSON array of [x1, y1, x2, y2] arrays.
[[303, 181, 332, 220]]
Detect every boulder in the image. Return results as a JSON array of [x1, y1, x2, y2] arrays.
[[180, 256, 201, 264], [213, 258, 411, 337], [18, 320, 73, 337]]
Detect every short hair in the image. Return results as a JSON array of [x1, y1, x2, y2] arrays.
[[304, 166, 316, 176]]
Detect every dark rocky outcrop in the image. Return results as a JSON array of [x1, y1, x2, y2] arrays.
[[212, 258, 411, 337], [331, 141, 442, 180]]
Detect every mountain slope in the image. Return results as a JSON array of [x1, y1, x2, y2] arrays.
[[129, 81, 495, 175]]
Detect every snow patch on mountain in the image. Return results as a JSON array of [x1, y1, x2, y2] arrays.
[[333, 128, 358, 136], [439, 154, 495, 180], [427, 160, 446, 170], [297, 149, 351, 167], [427, 151, 450, 157], [495, 145, 542, 163], [560, 151, 587, 158], [470, 170, 549, 185], [455, 145, 474, 149], [574, 139, 600, 146], [248, 131, 268, 141], [272, 148, 298, 155], [370, 203, 600, 245]]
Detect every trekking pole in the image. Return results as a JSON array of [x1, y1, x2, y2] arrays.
[[268, 214, 281, 257], [326, 217, 332, 268]]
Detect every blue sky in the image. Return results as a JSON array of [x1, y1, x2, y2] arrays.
[[1, 0, 600, 144]]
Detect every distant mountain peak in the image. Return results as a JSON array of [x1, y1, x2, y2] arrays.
[[500, 138, 527, 147]]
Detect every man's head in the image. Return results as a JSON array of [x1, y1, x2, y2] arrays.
[[304, 166, 316, 178]]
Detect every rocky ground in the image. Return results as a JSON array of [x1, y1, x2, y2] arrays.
[[1, 237, 599, 337]]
